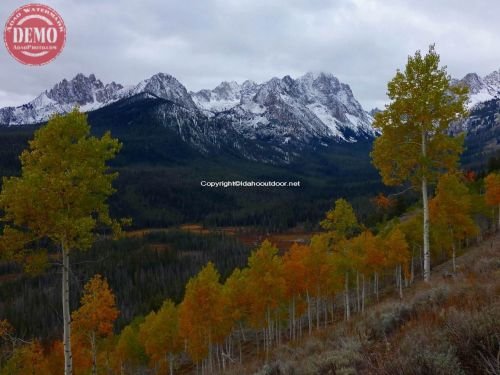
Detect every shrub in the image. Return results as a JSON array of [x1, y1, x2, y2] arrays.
[[445, 304, 500, 374]]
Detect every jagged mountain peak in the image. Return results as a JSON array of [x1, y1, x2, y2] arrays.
[[484, 69, 500, 86], [300, 71, 338, 82], [461, 73, 483, 94], [455, 69, 500, 108], [0, 73, 127, 125], [0, 71, 376, 162], [45, 73, 124, 106], [131, 73, 197, 111]]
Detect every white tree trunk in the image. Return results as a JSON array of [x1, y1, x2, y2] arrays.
[[62, 246, 73, 375], [422, 131, 431, 283], [169, 353, 174, 375], [356, 271, 360, 313], [306, 290, 312, 335], [498, 203, 500, 229], [398, 265, 403, 299], [361, 274, 365, 313], [345, 273, 350, 321], [452, 242, 456, 273]]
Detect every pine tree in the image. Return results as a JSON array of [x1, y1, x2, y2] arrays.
[[371, 45, 468, 282]]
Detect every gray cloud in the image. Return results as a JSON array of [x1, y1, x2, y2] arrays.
[[0, 0, 499, 110]]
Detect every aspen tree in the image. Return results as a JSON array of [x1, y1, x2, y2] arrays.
[[430, 173, 478, 272], [72, 274, 119, 375], [0, 110, 124, 375], [371, 45, 468, 282]]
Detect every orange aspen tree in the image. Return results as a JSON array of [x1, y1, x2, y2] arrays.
[[71, 274, 119, 375], [353, 230, 380, 312], [283, 243, 308, 339], [384, 228, 410, 299], [485, 172, 500, 229], [304, 236, 333, 330], [372, 193, 395, 222], [178, 262, 225, 372]]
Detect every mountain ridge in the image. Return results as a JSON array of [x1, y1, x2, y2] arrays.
[[1, 69, 499, 164], [0, 71, 379, 163]]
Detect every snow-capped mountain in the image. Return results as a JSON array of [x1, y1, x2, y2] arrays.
[[0, 74, 126, 126], [453, 69, 500, 109], [194, 72, 374, 143], [0, 73, 199, 126], [129, 73, 199, 112], [0, 71, 379, 163], [191, 80, 247, 113]]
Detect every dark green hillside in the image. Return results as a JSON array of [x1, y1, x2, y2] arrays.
[[0, 95, 384, 230], [461, 98, 500, 169]]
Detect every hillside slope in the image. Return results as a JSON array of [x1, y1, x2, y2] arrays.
[[241, 232, 500, 375]]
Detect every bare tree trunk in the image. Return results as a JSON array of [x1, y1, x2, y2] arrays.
[[398, 265, 403, 299], [422, 130, 431, 283], [410, 252, 415, 284], [452, 242, 456, 273], [422, 176, 431, 282], [169, 352, 174, 375], [316, 287, 321, 330], [306, 290, 312, 335], [345, 273, 350, 321], [362, 274, 365, 313], [498, 203, 500, 230], [62, 245, 73, 375], [356, 271, 360, 313], [91, 331, 97, 375]]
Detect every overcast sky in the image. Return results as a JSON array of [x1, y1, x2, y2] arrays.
[[1, 0, 499, 110]]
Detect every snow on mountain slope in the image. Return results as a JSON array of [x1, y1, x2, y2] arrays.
[[453, 69, 500, 109], [211, 72, 375, 144], [191, 81, 243, 113], [0, 73, 198, 126], [130, 73, 198, 111], [0, 71, 376, 154], [0, 74, 126, 126]]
